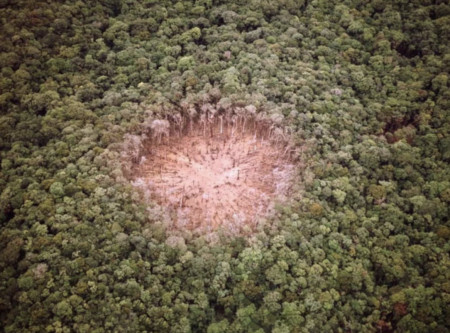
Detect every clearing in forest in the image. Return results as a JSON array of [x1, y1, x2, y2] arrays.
[[129, 110, 297, 234]]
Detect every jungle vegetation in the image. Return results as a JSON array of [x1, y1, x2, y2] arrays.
[[0, 0, 449, 332]]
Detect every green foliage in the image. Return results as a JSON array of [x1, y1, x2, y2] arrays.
[[0, 0, 449, 332]]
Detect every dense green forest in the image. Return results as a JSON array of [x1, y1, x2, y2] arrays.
[[0, 0, 449, 332]]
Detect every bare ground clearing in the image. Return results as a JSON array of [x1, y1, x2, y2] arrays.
[[131, 122, 297, 234]]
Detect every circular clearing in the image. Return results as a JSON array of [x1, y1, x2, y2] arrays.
[[129, 115, 298, 234]]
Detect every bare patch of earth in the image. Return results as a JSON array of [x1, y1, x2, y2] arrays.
[[133, 131, 295, 233]]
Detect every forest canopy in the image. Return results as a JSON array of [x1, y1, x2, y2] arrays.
[[0, 0, 449, 332]]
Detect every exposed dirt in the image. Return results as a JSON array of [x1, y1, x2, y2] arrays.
[[132, 124, 296, 234]]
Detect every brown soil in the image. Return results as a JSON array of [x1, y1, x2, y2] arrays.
[[132, 125, 296, 234]]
